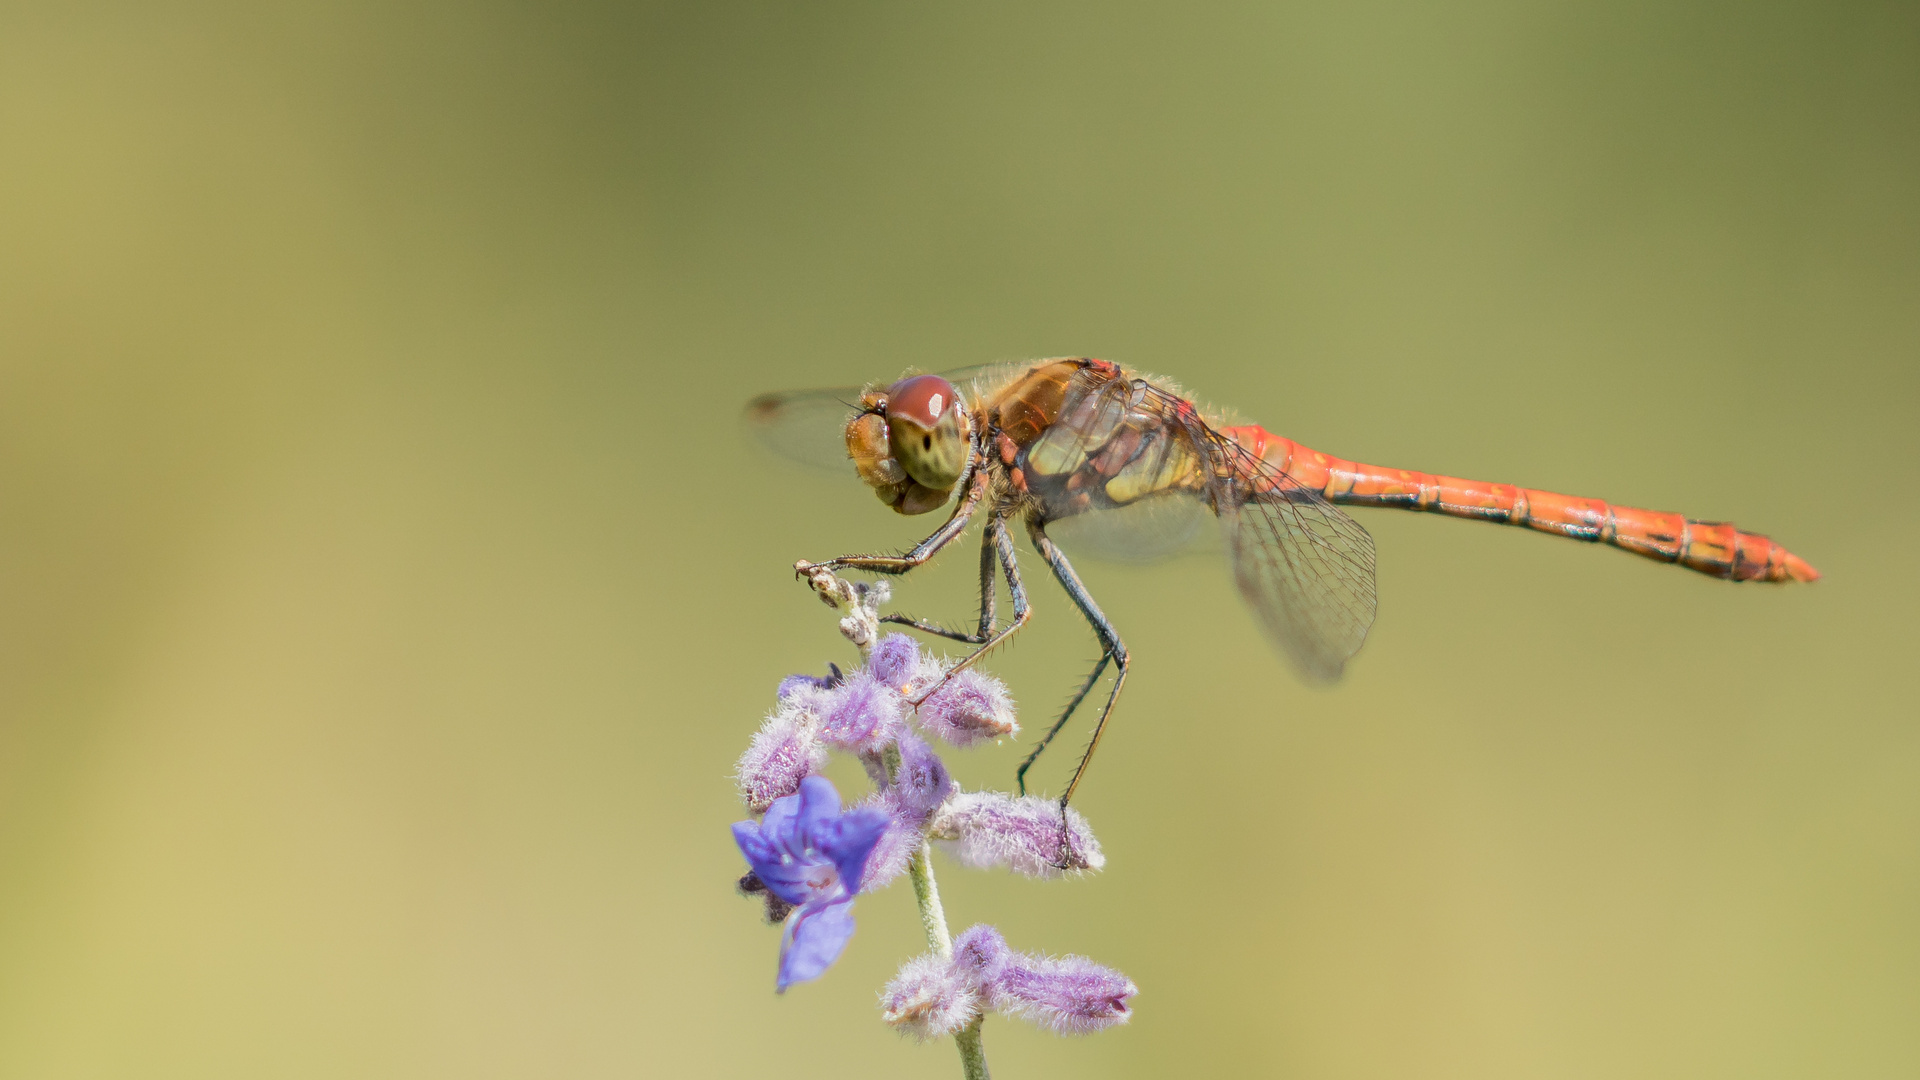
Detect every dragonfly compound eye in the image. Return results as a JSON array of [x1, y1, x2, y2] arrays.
[[845, 410, 911, 506], [886, 374, 969, 491]]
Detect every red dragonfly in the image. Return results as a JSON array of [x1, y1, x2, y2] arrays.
[[747, 358, 1818, 813]]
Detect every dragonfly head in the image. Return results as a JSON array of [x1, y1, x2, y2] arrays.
[[844, 374, 971, 515]]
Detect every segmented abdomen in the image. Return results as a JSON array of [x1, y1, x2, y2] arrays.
[[1219, 426, 1819, 582]]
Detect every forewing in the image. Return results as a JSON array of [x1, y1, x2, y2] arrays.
[[741, 386, 863, 472], [1216, 443, 1378, 682]]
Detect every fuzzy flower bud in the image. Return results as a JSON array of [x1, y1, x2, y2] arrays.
[[885, 924, 1136, 1037], [866, 633, 920, 691], [930, 791, 1104, 877], [879, 953, 982, 1040], [915, 668, 1018, 747], [818, 671, 903, 754], [887, 730, 956, 821], [736, 703, 828, 814], [855, 732, 957, 889], [776, 670, 838, 700], [951, 923, 1013, 988], [992, 947, 1137, 1035]]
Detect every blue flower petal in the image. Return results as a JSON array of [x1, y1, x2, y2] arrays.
[[730, 820, 777, 868], [760, 787, 805, 858], [735, 819, 819, 906], [749, 859, 819, 907], [818, 806, 890, 894], [777, 899, 857, 992], [794, 775, 842, 842]]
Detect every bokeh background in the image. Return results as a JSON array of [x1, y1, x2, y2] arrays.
[[2, 2, 1915, 1077]]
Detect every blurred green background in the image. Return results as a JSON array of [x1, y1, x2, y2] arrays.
[[1, 2, 1915, 1077]]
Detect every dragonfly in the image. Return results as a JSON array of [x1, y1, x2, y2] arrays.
[[746, 357, 1818, 819]]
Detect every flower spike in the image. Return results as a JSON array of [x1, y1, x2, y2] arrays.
[[733, 572, 1133, 1073], [884, 924, 1136, 1037]]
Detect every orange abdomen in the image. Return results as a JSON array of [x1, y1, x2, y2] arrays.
[[1221, 426, 1819, 582]]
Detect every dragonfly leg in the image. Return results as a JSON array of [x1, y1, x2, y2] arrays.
[[907, 514, 1031, 701], [1027, 520, 1129, 866], [974, 525, 1000, 639], [795, 450, 990, 578], [877, 615, 986, 643], [1014, 651, 1110, 796], [879, 525, 1000, 644]]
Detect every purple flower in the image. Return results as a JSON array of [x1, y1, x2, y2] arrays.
[[916, 668, 1018, 747], [735, 703, 827, 814], [858, 731, 958, 889], [962, 924, 1135, 1035], [879, 953, 981, 1040], [866, 633, 921, 690], [884, 925, 1136, 1037], [930, 792, 1104, 877], [818, 671, 904, 754], [1003, 954, 1135, 1034], [885, 730, 957, 821], [732, 776, 889, 991], [950, 921, 1013, 988], [777, 669, 839, 699]]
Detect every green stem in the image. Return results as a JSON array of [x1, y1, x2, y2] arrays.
[[886, 741, 989, 1080], [907, 843, 989, 1080], [952, 1019, 989, 1079], [905, 842, 951, 953]]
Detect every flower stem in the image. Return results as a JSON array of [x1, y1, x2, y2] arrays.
[[907, 842, 989, 1080], [952, 1019, 989, 1078], [847, 582, 986, 1078], [884, 737, 990, 1080], [906, 842, 952, 955]]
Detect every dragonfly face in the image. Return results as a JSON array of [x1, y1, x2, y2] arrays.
[[846, 373, 973, 515]]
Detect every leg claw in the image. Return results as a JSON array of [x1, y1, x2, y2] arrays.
[[795, 561, 854, 607]]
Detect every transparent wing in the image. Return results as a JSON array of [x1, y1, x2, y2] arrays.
[[741, 386, 863, 472], [1213, 438, 1378, 682], [1044, 489, 1217, 564], [1014, 366, 1376, 677]]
